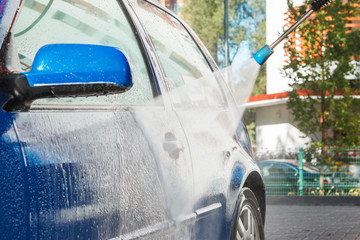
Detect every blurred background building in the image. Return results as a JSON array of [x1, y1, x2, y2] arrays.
[[246, 0, 360, 152], [158, 0, 183, 14]]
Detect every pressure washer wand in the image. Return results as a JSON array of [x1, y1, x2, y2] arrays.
[[253, 0, 332, 66]]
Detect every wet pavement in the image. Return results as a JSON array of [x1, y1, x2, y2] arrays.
[[265, 201, 360, 240]]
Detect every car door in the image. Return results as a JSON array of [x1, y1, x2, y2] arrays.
[[2, 0, 193, 239], [131, 1, 253, 239]]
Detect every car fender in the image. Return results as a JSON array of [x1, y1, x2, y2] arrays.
[[225, 146, 265, 236]]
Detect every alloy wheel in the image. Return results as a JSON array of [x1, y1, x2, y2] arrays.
[[235, 204, 261, 240]]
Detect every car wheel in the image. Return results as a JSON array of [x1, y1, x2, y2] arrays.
[[231, 187, 265, 240]]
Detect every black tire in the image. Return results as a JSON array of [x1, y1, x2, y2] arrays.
[[230, 188, 265, 240]]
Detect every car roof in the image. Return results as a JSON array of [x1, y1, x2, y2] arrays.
[[258, 159, 320, 173]]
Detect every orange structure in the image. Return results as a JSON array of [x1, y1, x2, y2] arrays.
[[283, 2, 360, 63], [346, 3, 360, 31]]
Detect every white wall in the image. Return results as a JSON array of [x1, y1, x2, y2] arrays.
[[255, 103, 312, 152], [266, 0, 304, 94]]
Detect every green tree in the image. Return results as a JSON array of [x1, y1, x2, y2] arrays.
[[284, 0, 360, 147], [181, 0, 224, 63], [182, 0, 265, 69]]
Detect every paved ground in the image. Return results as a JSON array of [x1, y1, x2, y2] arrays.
[[265, 205, 360, 240]]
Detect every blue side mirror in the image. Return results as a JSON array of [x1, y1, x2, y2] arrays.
[[0, 44, 133, 111], [23, 44, 132, 88]]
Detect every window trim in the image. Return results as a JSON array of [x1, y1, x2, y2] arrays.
[[117, 0, 160, 98]]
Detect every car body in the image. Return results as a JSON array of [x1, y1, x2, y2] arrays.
[[0, 0, 265, 239], [258, 159, 332, 195]]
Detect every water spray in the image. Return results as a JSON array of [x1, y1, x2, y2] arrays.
[[253, 0, 332, 66]]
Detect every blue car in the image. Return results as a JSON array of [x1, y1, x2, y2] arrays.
[[0, 0, 265, 239], [258, 160, 332, 195]]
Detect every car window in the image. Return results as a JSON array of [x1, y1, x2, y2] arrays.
[[269, 165, 286, 175], [132, 1, 226, 108], [13, 0, 156, 107], [272, 163, 297, 175]]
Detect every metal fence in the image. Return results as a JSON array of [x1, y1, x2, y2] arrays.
[[256, 147, 360, 196]]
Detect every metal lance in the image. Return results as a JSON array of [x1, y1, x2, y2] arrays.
[[253, 0, 332, 66]]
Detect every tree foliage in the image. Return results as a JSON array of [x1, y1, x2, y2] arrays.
[[182, 0, 224, 63], [182, 0, 265, 69], [284, 0, 360, 147]]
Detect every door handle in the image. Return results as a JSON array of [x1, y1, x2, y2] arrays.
[[163, 132, 183, 160]]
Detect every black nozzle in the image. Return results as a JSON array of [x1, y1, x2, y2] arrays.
[[311, 0, 331, 11]]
